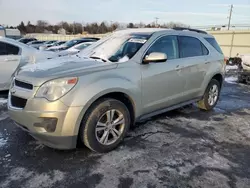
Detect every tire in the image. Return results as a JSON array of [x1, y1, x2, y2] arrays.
[[80, 98, 130, 153], [197, 79, 221, 111]]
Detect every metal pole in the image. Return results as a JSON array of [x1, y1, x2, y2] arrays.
[[155, 17, 159, 27], [228, 4, 233, 30]]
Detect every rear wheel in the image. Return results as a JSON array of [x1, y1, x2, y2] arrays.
[[197, 79, 221, 111], [80, 98, 130, 153]]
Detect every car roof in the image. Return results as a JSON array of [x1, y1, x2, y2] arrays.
[[0, 36, 36, 49], [113, 28, 213, 38]]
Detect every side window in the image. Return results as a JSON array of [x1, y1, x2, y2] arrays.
[[201, 43, 209, 55], [0, 42, 7, 55], [146, 36, 179, 60], [179, 36, 203, 58], [6, 43, 20, 55]]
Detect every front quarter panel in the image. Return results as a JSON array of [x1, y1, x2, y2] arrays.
[[59, 63, 142, 134]]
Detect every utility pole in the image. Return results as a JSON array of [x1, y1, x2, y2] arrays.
[[228, 4, 233, 30], [155, 17, 159, 27]]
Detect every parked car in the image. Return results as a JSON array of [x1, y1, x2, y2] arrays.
[[43, 41, 66, 51], [27, 40, 46, 49], [46, 38, 99, 52], [8, 28, 225, 152], [57, 41, 94, 57], [39, 40, 59, 50], [0, 37, 57, 91], [238, 54, 250, 84], [17, 37, 37, 44]]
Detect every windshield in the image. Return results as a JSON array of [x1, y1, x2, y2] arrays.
[[79, 33, 150, 62], [75, 43, 92, 50], [64, 40, 79, 48]]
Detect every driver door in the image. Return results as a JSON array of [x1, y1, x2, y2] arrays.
[[141, 35, 186, 114], [0, 42, 21, 90]]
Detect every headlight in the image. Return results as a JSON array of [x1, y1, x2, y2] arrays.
[[35, 77, 78, 101]]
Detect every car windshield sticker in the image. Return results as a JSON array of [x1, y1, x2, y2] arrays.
[[128, 38, 147, 44]]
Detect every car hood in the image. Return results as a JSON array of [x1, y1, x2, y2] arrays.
[[16, 56, 117, 86]]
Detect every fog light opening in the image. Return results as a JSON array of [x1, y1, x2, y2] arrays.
[[34, 118, 58, 133]]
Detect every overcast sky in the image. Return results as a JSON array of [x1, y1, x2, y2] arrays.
[[0, 0, 249, 26]]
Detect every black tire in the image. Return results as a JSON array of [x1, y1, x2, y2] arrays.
[[197, 79, 221, 111], [79, 98, 130, 153]]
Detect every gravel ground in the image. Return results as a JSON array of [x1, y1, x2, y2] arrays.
[[1, 75, 250, 188]]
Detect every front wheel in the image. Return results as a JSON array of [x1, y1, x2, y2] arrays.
[[197, 79, 221, 111], [80, 98, 130, 153]]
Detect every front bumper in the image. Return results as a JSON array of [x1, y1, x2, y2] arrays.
[[8, 90, 83, 150]]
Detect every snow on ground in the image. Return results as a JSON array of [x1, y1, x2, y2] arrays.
[[0, 98, 7, 105], [1, 167, 66, 188], [0, 133, 7, 148], [226, 65, 238, 71], [226, 65, 238, 72], [225, 76, 238, 84]]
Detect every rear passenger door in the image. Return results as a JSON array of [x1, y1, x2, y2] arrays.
[[0, 42, 21, 89], [177, 36, 209, 100]]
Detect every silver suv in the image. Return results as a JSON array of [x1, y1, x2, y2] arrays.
[[8, 28, 225, 152]]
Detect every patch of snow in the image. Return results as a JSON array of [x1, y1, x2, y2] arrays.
[[0, 98, 7, 105], [1, 167, 66, 188], [0, 133, 7, 148], [226, 65, 238, 72], [5, 154, 11, 158], [0, 111, 9, 121], [25, 170, 65, 188], [225, 76, 238, 84]]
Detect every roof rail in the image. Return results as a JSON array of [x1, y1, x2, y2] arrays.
[[172, 27, 207, 34]]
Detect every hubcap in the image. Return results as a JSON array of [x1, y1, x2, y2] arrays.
[[95, 109, 125, 145], [208, 84, 219, 106]]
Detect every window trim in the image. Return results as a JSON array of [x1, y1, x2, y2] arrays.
[[200, 41, 209, 56], [177, 36, 210, 59], [141, 34, 180, 63]]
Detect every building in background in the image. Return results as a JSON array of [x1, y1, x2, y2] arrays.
[[6, 29, 21, 39]]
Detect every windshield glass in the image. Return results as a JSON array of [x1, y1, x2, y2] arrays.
[[79, 33, 150, 62], [75, 43, 92, 50], [64, 40, 79, 47]]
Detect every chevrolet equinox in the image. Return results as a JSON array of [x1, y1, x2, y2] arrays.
[[8, 28, 225, 153]]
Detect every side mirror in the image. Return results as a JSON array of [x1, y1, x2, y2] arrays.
[[142, 52, 167, 64]]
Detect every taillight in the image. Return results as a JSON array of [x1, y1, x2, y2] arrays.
[[224, 57, 228, 64]]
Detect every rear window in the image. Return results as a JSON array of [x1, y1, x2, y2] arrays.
[[205, 38, 223, 54], [179, 36, 203, 58]]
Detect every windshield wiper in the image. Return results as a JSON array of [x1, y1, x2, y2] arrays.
[[90, 56, 107, 62]]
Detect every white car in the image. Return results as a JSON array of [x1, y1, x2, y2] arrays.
[[27, 40, 46, 49], [57, 42, 94, 57], [39, 40, 59, 51], [0, 37, 57, 91]]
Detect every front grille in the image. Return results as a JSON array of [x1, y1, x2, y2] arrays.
[[15, 80, 33, 90], [11, 95, 27, 109]]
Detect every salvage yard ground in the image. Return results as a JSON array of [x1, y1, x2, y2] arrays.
[[1, 70, 250, 188]]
